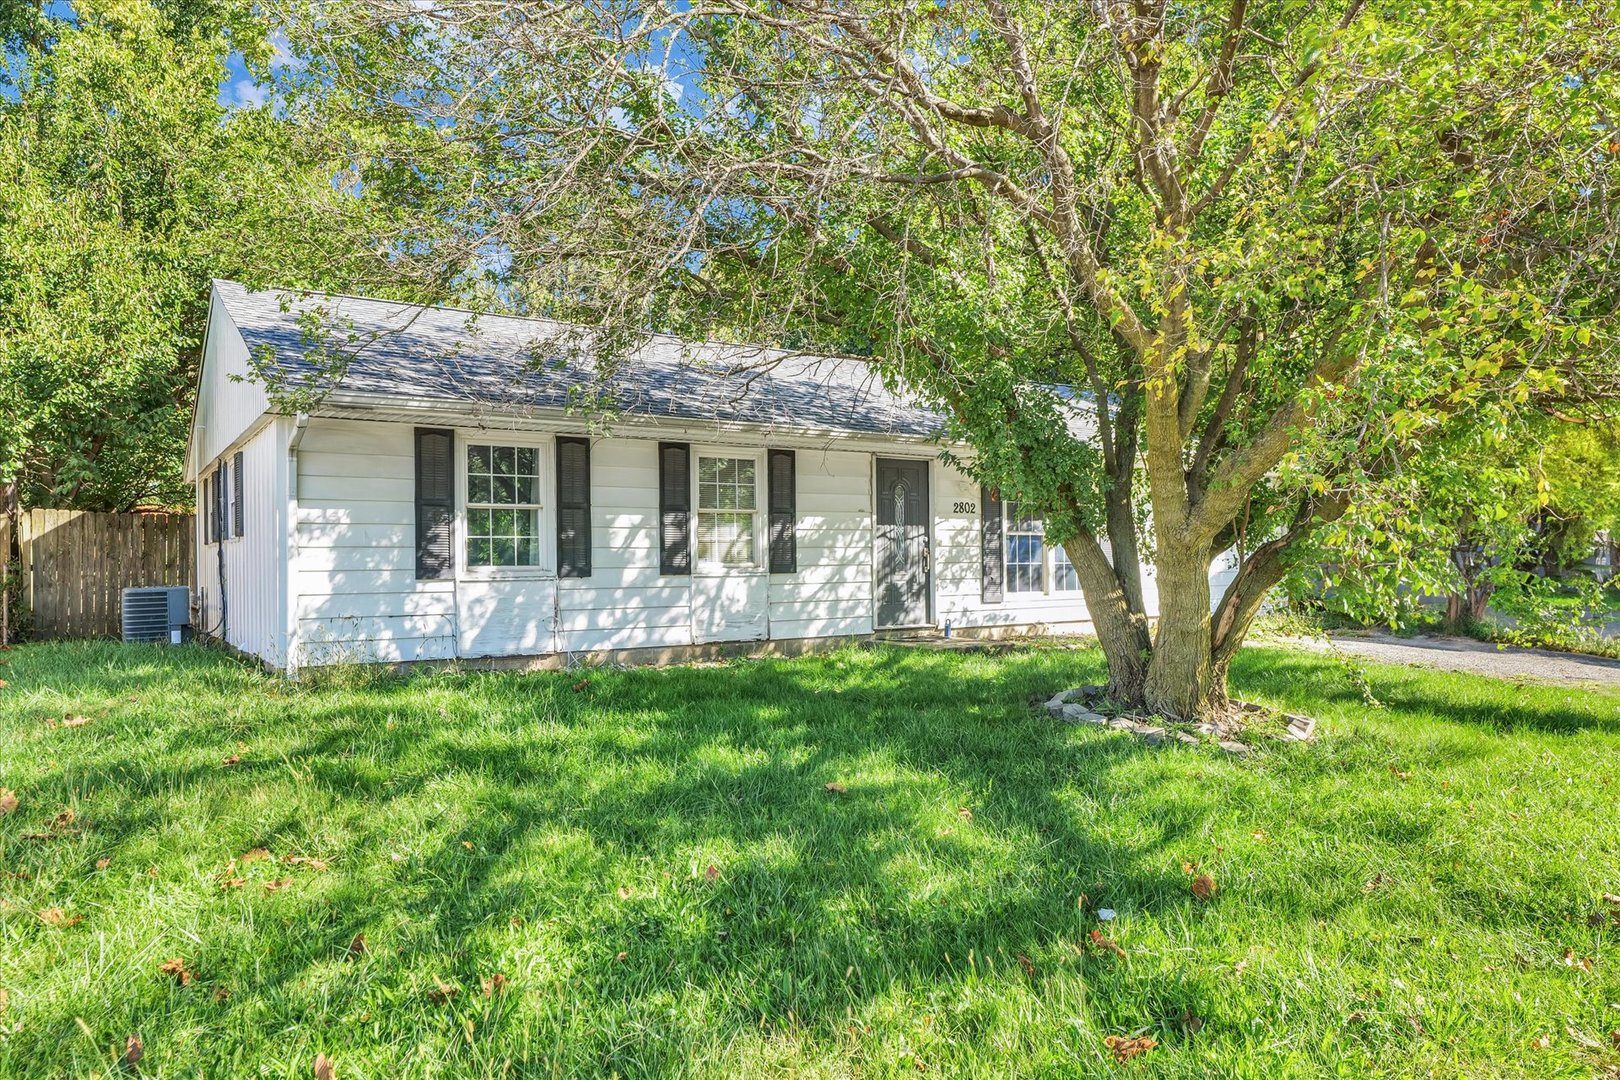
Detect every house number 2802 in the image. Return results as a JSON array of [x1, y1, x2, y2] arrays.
[[952, 500, 977, 514]]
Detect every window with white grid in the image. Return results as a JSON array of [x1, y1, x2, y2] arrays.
[[697, 456, 757, 567], [1052, 541, 1081, 592], [1005, 502, 1045, 593], [465, 444, 542, 568]]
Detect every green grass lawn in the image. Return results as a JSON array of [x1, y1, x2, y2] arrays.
[[1, 641, 1617, 1078]]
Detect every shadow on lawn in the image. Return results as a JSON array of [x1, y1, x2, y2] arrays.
[[1232, 648, 1620, 737], [20, 641, 1600, 1071], [6, 644, 1244, 1068]]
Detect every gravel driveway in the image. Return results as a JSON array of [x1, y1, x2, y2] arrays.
[[1284, 632, 1620, 685]]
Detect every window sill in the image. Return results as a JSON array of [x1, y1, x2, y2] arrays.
[[459, 567, 557, 582], [695, 565, 765, 577]]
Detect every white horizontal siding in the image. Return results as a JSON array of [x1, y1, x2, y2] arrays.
[[191, 295, 272, 471], [557, 438, 695, 653], [933, 463, 1093, 631], [766, 449, 873, 640], [280, 418, 1226, 667], [292, 419, 457, 666], [196, 419, 288, 666]]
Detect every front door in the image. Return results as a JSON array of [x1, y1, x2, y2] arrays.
[[875, 458, 931, 628]]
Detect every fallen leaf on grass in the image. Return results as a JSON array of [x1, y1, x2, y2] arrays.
[[1562, 949, 1595, 971], [1103, 1034, 1157, 1063], [461, 841, 473, 851], [1610, 1030, 1620, 1049], [956, 806, 973, 821], [1390, 766, 1413, 782], [213, 986, 230, 1002], [615, 950, 628, 962], [347, 933, 368, 957], [220, 877, 247, 889], [286, 855, 330, 871], [1016, 952, 1036, 979], [263, 878, 293, 893], [1191, 873, 1217, 902], [0, 679, 8, 689], [238, 847, 270, 865], [159, 958, 192, 986], [1180, 1008, 1205, 1035], [94, 858, 110, 870], [704, 864, 720, 882], [1364, 873, 1387, 893], [61, 715, 92, 728], [0, 988, 8, 1014], [1603, 893, 1620, 905], [823, 782, 847, 795], [221, 755, 241, 766], [481, 973, 508, 997], [38, 907, 81, 927], [0, 790, 17, 815], [571, 678, 590, 693], [427, 977, 459, 1005], [313, 1052, 336, 1080], [124, 1034, 143, 1067], [1088, 930, 1127, 959]]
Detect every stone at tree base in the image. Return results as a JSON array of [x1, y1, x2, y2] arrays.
[[1060, 704, 1107, 725], [1044, 688, 1314, 755]]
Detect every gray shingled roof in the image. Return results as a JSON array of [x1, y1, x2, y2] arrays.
[[215, 280, 946, 439]]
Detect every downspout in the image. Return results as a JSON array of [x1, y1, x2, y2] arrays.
[[286, 413, 309, 675], [216, 464, 228, 644]]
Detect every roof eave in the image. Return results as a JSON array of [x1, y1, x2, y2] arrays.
[[301, 389, 956, 448]]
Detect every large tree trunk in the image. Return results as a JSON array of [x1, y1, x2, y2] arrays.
[[1063, 534, 1152, 703], [1142, 543, 1224, 720]]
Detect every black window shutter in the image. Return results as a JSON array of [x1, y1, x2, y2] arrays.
[[767, 449, 796, 574], [556, 436, 592, 578], [980, 484, 1004, 603], [202, 475, 212, 544], [215, 464, 227, 541], [658, 442, 691, 576], [232, 450, 245, 538], [415, 427, 456, 579]]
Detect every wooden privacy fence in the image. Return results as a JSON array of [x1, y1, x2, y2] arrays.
[[16, 510, 194, 640]]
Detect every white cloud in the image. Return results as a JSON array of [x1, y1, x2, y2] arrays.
[[229, 78, 269, 109]]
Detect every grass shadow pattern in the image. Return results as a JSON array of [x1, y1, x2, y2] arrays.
[[0, 641, 1617, 1077]]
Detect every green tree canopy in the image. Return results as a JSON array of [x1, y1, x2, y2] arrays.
[[270, 0, 1620, 720], [0, 0, 407, 510]]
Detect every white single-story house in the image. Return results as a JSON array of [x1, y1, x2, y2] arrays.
[[186, 280, 1227, 672]]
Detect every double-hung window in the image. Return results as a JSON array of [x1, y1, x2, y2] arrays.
[[1004, 502, 1082, 594], [696, 455, 758, 568], [465, 443, 542, 568], [1052, 542, 1081, 592], [1005, 502, 1046, 593]]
